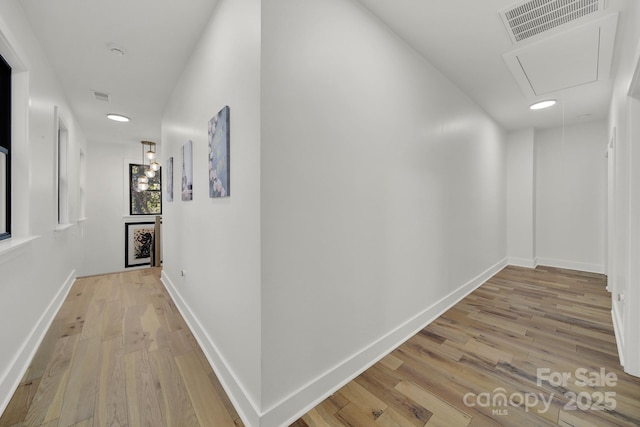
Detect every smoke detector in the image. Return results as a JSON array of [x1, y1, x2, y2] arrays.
[[499, 0, 606, 44]]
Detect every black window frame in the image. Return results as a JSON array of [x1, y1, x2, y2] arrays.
[[129, 163, 162, 216], [0, 53, 11, 241]]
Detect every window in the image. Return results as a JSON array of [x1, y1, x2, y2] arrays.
[[55, 112, 69, 226], [129, 164, 162, 215], [78, 149, 86, 219], [0, 54, 10, 240]]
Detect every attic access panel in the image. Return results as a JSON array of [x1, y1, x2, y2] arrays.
[[503, 12, 618, 97]]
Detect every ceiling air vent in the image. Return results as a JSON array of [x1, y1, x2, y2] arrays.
[[499, 0, 605, 43], [92, 90, 111, 102]]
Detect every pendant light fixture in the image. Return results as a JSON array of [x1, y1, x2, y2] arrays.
[[137, 141, 159, 191]]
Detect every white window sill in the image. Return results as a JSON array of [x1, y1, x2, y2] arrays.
[[0, 235, 40, 257], [123, 215, 162, 220], [77, 217, 88, 223], [54, 223, 74, 232]]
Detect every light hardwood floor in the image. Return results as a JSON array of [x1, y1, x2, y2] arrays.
[[1, 266, 639, 426], [0, 268, 243, 427]]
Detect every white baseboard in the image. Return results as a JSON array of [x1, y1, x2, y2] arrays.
[[261, 258, 508, 427], [0, 270, 76, 415], [612, 304, 625, 367], [162, 259, 507, 427], [535, 257, 604, 274], [160, 272, 261, 427], [507, 257, 538, 269]]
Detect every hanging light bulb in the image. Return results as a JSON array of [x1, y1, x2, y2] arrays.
[[143, 140, 157, 160], [138, 141, 158, 190]]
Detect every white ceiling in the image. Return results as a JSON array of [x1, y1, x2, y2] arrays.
[[356, 0, 629, 131], [19, 0, 220, 146], [18, 0, 630, 147]]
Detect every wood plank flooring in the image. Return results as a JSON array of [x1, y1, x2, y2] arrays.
[[1, 266, 639, 426], [0, 268, 243, 427], [293, 266, 640, 427]]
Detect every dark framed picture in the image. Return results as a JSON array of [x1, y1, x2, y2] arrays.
[[125, 222, 155, 268], [208, 105, 230, 198]]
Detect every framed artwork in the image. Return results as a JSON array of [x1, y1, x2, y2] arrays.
[[125, 222, 155, 268], [165, 157, 174, 202], [208, 105, 230, 198], [182, 140, 193, 201]]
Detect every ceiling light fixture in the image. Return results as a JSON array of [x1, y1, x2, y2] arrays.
[[107, 113, 130, 122], [137, 141, 160, 191], [529, 100, 557, 110]]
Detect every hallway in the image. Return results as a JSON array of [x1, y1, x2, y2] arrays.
[[2, 266, 639, 426]]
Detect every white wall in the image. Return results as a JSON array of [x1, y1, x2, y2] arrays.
[[607, 0, 640, 376], [160, 0, 262, 424], [535, 120, 607, 273], [261, 0, 506, 424], [0, 0, 86, 414], [507, 129, 536, 267], [81, 140, 158, 276]]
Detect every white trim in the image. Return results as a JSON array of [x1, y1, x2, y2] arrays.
[[0, 235, 38, 258], [53, 106, 70, 228], [122, 215, 160, 221], [160, 272, 260, 427], [612, 305, 625, 367], [0, 15, 28, 71], [78, 148, 86, 220], [0, 270, 76, 416], [535, 257, 604, 274], [54, 223, 73, 232], [135, 258, 619, 426], [507, 257, 538, 269], [163, 260, 507, 427], [627, 36, 640, 99], [0, 17, 31, 239], [263, 258, 508, 427]]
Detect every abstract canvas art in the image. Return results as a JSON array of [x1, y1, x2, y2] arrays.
[[125, 222, 155, 268], [165, 157, 174, 202], [208, 105, 230, 198], [182, 140, 193, 201]]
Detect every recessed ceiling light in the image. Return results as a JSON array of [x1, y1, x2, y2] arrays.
[[107, 113, 130, 122], [529, 99, 557, 110]]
